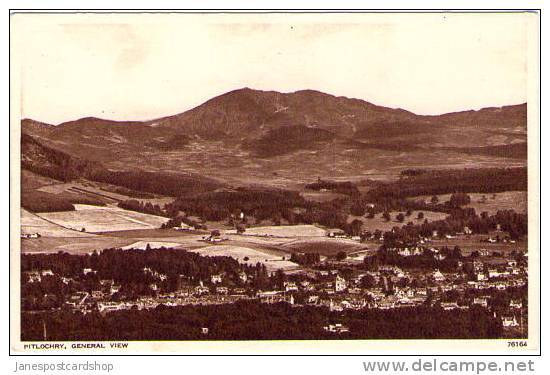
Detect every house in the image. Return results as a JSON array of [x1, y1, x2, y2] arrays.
[[238, 272, 248, 283], [464, 226, 473, 235], [211, 274, 223, 284], [487, 268, 500, 278], [307, 295, 320, 304], [414, 288, 428, 296], [195, 285, 209, 295], [98, 302, 127, 314], [21, 233, 41, 239], [479, 249, 490, 257], [257, 291, 286, 304], [284, 281, 298, 292], [66, 292, 88, 307], [323, 324, 349, 333], [41, 269, 54, 276], [432, 269, 445, 282], [434, 253, 446, 261], [110, 284, 122, 295], [91, 290, 105, 300], [327, 231, 347, 238], [472, 260, 484, 273], [300, 280, 311, 288], [24, 271, 41, 283], [501, 316, 519, 327], [377, 301, 395, 309], [398, 248, 412, 257], [202, 234, 226, 243], [334, 275, 347, 292], [476, 273, 487, 281], [440, 302, 459, 310], [100, 279, 114, 287], [82, 268, 95, 275], [510, 299, 523, 309], [174, 222, 192, 231], [473, 297, 488, 308], [216, 286, 229, 295]]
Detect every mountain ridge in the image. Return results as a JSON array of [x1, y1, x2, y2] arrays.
[[21, 87, 527, 162]]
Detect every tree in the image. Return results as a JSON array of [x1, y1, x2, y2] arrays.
[[360, 274, 376, 289], [366, 211, 375, 219], [348, 219, 363, 236], [396, 213, 405, 223], [335, 251, 347, 261], [405, 209, 413, 217], [417, 212, 425, 220], [210, 230, 221, 237], [382, 212, 391, 222], [350, 202, 366, 216], [430, 195, 439, 204], [236, 224, 246, 234], [449, 193, 471, 208]]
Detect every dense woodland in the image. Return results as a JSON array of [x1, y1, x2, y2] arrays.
[[21, 190, 106, 213], [21, 301, 503, 341], [380, 208, 528, 246], [305, 179, 359, 195], [21, 249, 274, 305], [89, 170, 220, 197], [21, 249, 265, 286], [365, 168, 527, 202], [166, 188, 309, 222]]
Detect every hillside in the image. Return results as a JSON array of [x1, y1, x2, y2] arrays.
[[21, 134, 223, 205], [20, 88, 527, 185]]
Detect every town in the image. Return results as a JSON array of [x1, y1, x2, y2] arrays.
[[21, 223, 527, 339]]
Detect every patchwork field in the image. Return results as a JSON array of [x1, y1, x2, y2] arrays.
[[189, 244, 299, 272], [37, 204, 169, 233], [415, 191, 527, 215], [21, 209, 95, 238], [225, 224, 327, 237]]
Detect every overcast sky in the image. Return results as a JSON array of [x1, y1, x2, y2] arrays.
[[12, 12, 536, 124]]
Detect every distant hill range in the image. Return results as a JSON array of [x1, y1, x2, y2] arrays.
[[22, 88, 527, 159]]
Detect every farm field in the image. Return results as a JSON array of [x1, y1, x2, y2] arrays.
[[281, 238, 370, 256], [98, 228, 205, 238], [21, 209, 95, 238], [37, 204, 169, 233], [430, 234, 527, 255], [349, 210, 449, 233], [415, 191, 527, 215], [188, 244, 299, 272], [224, 224, 327, 238], [122, 241, 185, 250], [20, 236, 137, 254], [300, 190, 348, 202]]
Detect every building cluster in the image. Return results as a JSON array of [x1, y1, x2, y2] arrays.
[[22, 245, 527, 335]]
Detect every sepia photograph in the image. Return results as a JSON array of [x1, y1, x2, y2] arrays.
[[9, 10, 540, 354]]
